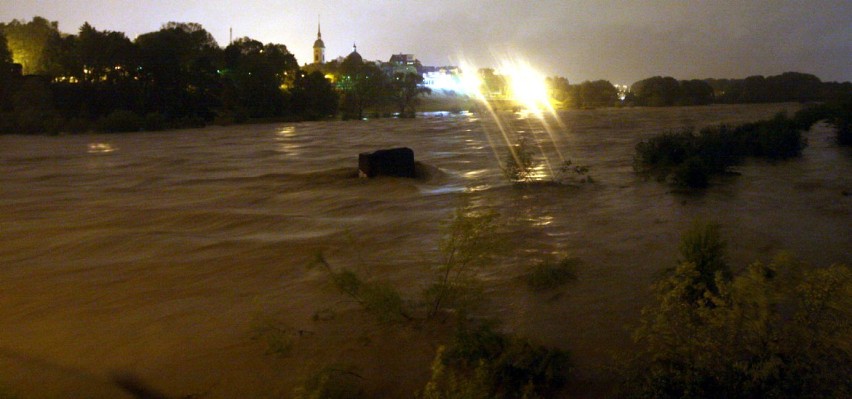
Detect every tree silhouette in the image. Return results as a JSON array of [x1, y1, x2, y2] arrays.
[[390, 72, 431, 117], [291, 70, 338, 120], [0, 17, 63, 75]]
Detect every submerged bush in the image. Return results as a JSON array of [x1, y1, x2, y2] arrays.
[[502, 136, 538, 183], [96, 109, 143, 133], [293, 366, 366, 399], [634, 112, 811, 188], [423, 323, 571, 399], [830, 94, 852, 146], [525, 256, 579, 291], [312, 256, 411, 323], [621, 222, 851, 398]]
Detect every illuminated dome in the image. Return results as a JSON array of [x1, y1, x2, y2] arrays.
[[313, 38, 325, 49]]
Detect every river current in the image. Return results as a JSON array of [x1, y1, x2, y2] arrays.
[[1, 104, 849, 397]]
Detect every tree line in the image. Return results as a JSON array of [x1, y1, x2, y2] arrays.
[[0, 17, 430, 134], [545, 72, 851, 109], [2, 16, 850, 134]]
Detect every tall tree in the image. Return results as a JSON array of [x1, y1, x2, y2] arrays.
[[389, 72, 431, 117], [0, 17, 63, 75], [222, 37, 298, 117], [290, 70, 338, 120], [135, 22, 222, 119], [0, 31, 16, 112], [76, 22, 136, 84], [631, 76, 682, 106], [578, 80, 618, 108], [339, 57, 389, 119]]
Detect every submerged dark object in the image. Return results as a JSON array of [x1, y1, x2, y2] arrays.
[[358, 147, 416, 178]]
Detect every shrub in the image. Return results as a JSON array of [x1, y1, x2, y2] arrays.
[[634, 113, 809, 188], [143, 112, 167, 131], [250, 315, 297, 356], [792, 104, 833, 131], [672, 156, 710, 188], [426, 203, 505, 318], [748, 113, 806, 159], [293, 366, 366, 399], [312, 257, 411, 323], [525, 256, 579, 291], [63, 117, 91, 134], [830, 94, 852, 146], [96, 109, 142, 133], [502, 136, 538, 183], [676, 220, 730, 300], [430, 323, 571, 398], [622, 223, 851, 399], [633, 128, 695, 180], [555, 160, 594, 184]]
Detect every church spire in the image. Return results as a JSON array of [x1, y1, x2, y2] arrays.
[[312, 14, 326, 64]]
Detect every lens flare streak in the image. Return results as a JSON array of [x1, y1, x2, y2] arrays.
[[457, 55, 570, 183]]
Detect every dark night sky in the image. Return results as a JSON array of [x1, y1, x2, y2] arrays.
[[2, 0, 850, 84]]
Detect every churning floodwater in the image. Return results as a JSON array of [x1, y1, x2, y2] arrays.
[[1, 104, 850, 397]]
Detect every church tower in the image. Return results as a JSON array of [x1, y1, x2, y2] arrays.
[[313, 17, 325, 64]]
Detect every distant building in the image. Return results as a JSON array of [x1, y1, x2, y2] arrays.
[[313, 20, 325, 64], [387, 53, 420, 75], [345, 43, 363, 64], [422, 66, 468, 95]]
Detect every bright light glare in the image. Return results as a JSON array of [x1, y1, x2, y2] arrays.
[[458, 61, 486, 101], [498, 58, 552, 112], [455, 56, 554, 113]]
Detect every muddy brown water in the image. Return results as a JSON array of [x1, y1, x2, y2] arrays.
[[1, 104, 849, 397]]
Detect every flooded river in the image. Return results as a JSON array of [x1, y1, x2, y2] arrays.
[[1, 104, 850, 397]]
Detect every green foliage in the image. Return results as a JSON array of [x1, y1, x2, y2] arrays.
[[0, 31, 11, 65], [96, 109, 143, 132], [312, 200, 505, 324], [0, 17, 62, 75], [577, 80, 619, 108], [671, 156, 710, 188], [338, 61, 390, 120], [633, 128, 695, 181], [554, 159, 593, 184], [293, 366, 366, 399], [250, 315, 297, 357], [502, 136, 538, 183], [313, 255, 411, 323], [676, 220, 730, 299], [546, 77, 618, 109], [291, 71, 339, 120], [828, 92, 852, 146], [426, 203, 505, 318], [525, 256, 579, 291], [630, 76, 682, 107], [634, 112, 811, 188], [426, 323, 570, 398], [623, 224, 852, 399], [390, 72, 431, 118], [420, 346, 491, 399]]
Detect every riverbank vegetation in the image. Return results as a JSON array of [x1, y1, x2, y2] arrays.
[[632, 106, 834, 188], [280, 207, 850, 398], [298, 201, 573, 398], [3, 16, 851, 135], [621, 221, 851, 398]]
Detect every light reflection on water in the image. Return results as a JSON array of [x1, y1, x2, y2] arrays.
[[87, 142, 117, 153]]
